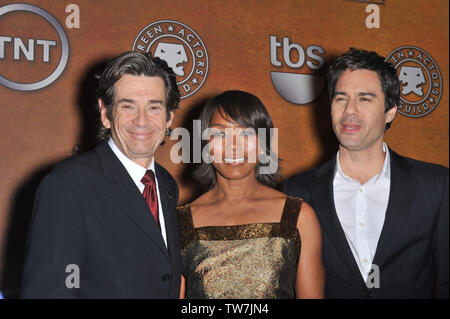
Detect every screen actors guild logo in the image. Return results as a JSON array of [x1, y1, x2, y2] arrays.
[[386, 46, 442, 118], [132, 20, 208, 99], [154, 42, 188, 76], [398, 66, 425, 96]]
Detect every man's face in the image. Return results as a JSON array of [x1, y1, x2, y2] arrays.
[[100, 75, 173, 167], [331, 69, 396, 153]]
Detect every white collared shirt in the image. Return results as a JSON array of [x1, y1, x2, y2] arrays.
[[333, 143, 391, 281], [108, 138, 168, 247]]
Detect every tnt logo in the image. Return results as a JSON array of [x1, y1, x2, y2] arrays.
[[0, 3, 69, 91], [0, 37, 56, 62], [386, 46, 442, 118], [132, 20, 208, 99], [269, 35, 326, 105]]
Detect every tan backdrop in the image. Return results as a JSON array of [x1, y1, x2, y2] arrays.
[[0, 0, 448, 296]]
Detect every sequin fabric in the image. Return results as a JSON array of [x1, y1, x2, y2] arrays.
[[177, 196, 303, 299]]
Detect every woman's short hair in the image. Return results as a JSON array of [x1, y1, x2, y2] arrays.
[[193, 90, 279, 191]]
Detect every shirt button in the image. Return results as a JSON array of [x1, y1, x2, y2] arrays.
[[363, 258, 368, 263], [358, 188, 364, 193], [360, 222, 365, 227]]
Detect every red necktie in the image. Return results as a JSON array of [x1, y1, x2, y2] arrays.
[[141, 170, 159, 225]]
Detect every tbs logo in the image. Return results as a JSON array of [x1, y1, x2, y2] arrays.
[[270, 35, 326, 105]]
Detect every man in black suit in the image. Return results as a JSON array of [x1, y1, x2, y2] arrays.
[[284, 48, 448, 298], [21, 52, 182, 298]]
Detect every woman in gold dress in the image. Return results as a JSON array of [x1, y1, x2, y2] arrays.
[[177, 90, 324, 298]]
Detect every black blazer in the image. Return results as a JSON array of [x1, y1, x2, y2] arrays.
[[284, 149, 449, 298], [21, 141, 181, 298]]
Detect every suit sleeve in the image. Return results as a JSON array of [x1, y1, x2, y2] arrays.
[[283, 175, 313, 204], [283, 177, 300, 197], [433, 171, 449, 298], [283, 178, 292, 195], [21, 173, 86, 299], [174, 178, 179, 205]]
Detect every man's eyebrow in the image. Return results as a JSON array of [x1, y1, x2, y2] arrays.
[[116, 98, 164, 105], [116, 98, 136, 104], [147, 99, 164, 105], [333, 91, 347, 96], [358, 91, 377, 97], [332, 91, 377, 97]]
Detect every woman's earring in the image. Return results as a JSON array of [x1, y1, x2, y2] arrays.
[[258, 148, 266, 157], [160, 128, 172, 146]]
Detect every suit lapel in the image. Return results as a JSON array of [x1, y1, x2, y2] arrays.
[[155, 164, 178, 264], [95, 141, 169, 258], [311, 159, 366, 287], [372, 150, 418, 267]]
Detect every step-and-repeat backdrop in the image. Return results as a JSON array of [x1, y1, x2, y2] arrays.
[[0, 0, 448, 295]]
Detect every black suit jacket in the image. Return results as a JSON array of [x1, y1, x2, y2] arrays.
[[284, 149, 449, 298], [21, 141, 181, 298]]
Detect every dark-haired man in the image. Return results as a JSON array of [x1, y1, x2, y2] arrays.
[[22, 52, 181, 298], [284, 48, 448, 298]]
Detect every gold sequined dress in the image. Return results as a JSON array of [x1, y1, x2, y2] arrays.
[[177, 196, 303, 299]]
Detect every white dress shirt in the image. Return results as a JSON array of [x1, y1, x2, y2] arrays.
[[108, 138, 168, 247], [333, 143, 391, 281]]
